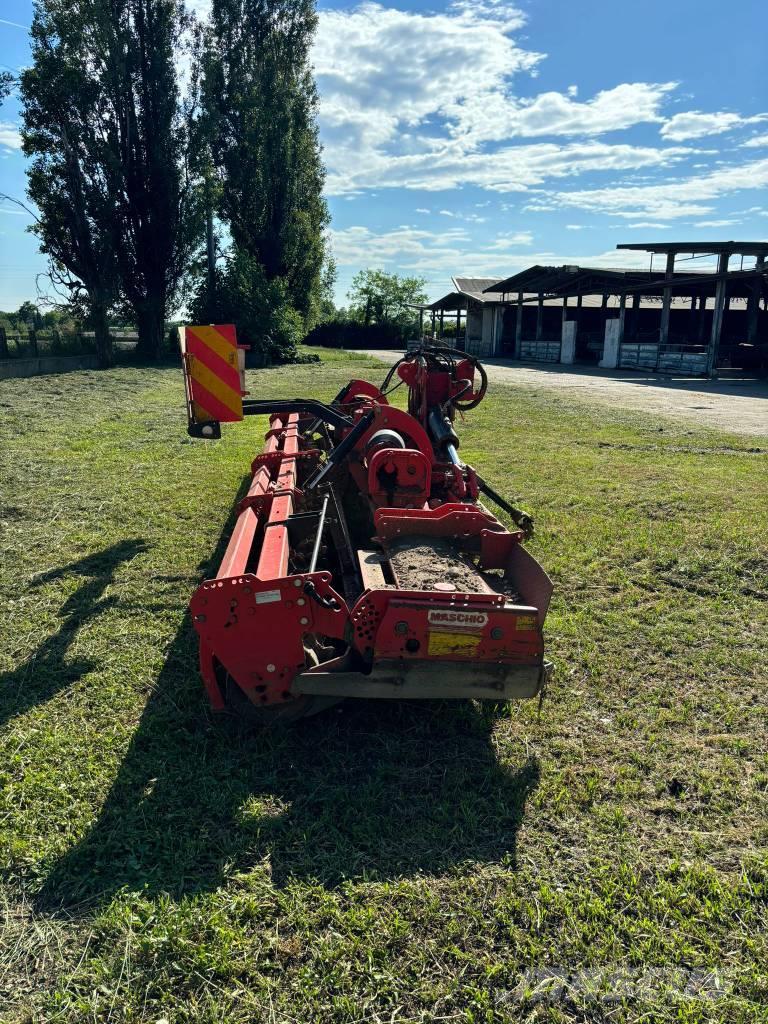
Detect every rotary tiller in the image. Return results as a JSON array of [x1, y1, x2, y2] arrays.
[[180, 327, 553, 722]]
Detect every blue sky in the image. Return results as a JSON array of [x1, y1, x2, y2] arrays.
[[1, 0, 767, 311]]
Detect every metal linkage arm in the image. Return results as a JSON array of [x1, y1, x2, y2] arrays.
[[188, 398, 358, 440], [304, 411, 375, 490], [475, 474, 535, 539], [241, 399, 356, 431]]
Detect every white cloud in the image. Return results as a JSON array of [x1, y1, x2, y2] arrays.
[[327, 138, 694, 195], [328, 226, 665, 299], [660, 110, 768, 141], [495, 82, 677, 141], [565, 224, 583, 230], [415, 207, 431, 214], [626, 222, 671, 229], [692, 219, 740, 227], [314, 3, 688, 194], [741, 133, 768, 149], [486, 232, 533, 248], [0, 123, 22, 150], [332, 231, 724, 302], [329, 223, 532, 284], [660, 111, 742, 141], [545, 157, 768, 220]]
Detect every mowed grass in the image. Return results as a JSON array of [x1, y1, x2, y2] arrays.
[[0, 347, 766, 1023]]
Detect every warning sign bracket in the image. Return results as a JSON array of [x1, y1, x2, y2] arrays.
[[180, 323, 246, 435]]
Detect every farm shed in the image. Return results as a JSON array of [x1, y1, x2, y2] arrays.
[[418, 277, 504, 357]]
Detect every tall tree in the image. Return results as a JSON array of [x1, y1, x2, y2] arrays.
[[21, 0, 196, 362], [21, 13, 120, 368], [347, 270, 428, 330], [202, 0, 328, 320]]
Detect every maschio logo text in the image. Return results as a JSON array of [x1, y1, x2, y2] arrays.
[[428, 609, 488, 629]]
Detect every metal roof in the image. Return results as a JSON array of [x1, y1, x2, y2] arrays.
[[424, 257, 766, 312], [426, 290, 702, 311], [424, 277, 503, 311], [451, 277, 500, 302], [483, 264, 688, 296], [480, 263, 761, 299], [618, 241, 768, 256]]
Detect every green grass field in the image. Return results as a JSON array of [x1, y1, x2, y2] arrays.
[[1, 348, 766, 1023]]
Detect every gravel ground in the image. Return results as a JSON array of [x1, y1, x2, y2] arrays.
[[357, 349, 768, 437]]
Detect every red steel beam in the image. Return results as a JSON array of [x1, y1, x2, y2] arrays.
[[216, 417, 284, 579], [256, 414, 301, 581]]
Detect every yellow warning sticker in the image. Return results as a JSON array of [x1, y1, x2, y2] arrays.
[[515, 614, 537, 631], [428, 631, 481, 657]]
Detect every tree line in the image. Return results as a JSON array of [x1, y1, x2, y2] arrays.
[[14, 0, 330, 367]]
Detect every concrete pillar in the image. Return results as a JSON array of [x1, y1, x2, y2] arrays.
[[707, 252, 730, 377], [535, 295, 544, 341], [561, 321, 577, 364], [601, 319, 622, 369], [747, 255, 765, 344], [660, 251, 675, 346], [515, 291, 523, 356]]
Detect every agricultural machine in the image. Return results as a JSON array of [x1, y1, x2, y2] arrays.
[[179, 325, 553, 721]]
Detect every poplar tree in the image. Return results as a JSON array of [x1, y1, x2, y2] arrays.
[[202, 0, 328, 321], [21, 0, 196, 361]]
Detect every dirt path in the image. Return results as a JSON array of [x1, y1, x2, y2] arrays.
[[357, 350, 768, 437]]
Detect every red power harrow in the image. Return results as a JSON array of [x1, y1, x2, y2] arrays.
[[180, 331, 553, 722]]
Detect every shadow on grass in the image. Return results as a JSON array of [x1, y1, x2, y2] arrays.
[[0, 540, 148, 729], [38, 614, 539, 909], [37, 473, 538, 910]]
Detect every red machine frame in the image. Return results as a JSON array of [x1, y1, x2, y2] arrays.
[[182, 339, 553, 719]]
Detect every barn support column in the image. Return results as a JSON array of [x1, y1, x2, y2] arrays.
[[515, 291, 523, 356], [706, 252, 730, 377], [618, 292, 627, 344], [561, 297, 577, 364], [660, 251, 675, 346], [697, 295, 708, 343], [747, 255, 765, 344], [494, 306, 502, 355], [439, 308, 444, 339], [626, 295, 638, 340], [535, 295, 544, 340], [688, 294, 697, 344]]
